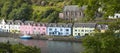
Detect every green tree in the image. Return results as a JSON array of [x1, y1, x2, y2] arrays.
[[8, 3, 33, 20], [72, 0, 120, 20], [83, 31, 120, 53], [0, 43, 41, 53], [83, 21, 120, 53], [1, 1, 13, 19]]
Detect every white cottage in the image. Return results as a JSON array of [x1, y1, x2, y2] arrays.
[[0, 19, 10, 32], [108, 13, 120, 19]]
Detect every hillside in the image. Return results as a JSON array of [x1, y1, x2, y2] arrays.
[[0, 0, 72, 23], [0, 0, 119, 23]]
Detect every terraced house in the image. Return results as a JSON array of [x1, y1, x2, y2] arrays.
[[0, 19, 10, 32], [73, 23, 96, 36], [8, 20, 22, 33], [32, 23, 47, 35], [47, 23, 72, 36], [20, 21, 34, 35]]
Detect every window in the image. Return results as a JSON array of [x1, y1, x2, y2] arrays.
[[60, 29, 62, 31], [34, 28, 36, 30], [38, 28, 40, 30], [75, 33, 77, 35], [49, 32, 51, 35], [55, 29, 57, 31], [75, 30, 77, 31], [49, 28, 52, 31], [43, 28, 45, 30], [85, 30, 88, 32], [66, 33, 69, 34], [52, 32, 54, 34], [66, 29, 69, 31], [81, 30, 84, 32]]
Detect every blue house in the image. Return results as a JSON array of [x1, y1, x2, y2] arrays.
[[47, 23, 72, 36]]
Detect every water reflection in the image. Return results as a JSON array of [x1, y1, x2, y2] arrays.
[[19, 40, 84, 53], [0, 37, 84, 53]]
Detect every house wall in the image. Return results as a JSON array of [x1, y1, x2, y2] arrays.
[[20, 25, 33, 35], [63, 11, 82, 20], [0, 24, 10, 32], [109, 13, 120, 19], [32, 26, 46, 35], [73, 27, 95, 36], [9, 25, 20, 33], [47, 27, 71, 36]]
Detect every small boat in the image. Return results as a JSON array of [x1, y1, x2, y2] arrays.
[[20, 35, 32, 39]]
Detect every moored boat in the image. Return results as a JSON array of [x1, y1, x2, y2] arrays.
[[20, 35, 32, 39]]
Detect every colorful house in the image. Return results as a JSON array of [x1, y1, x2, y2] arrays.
[[20, 21, 34, 35], [96, 24, 108, 33], [0, 19, 10, 32], [32, 23, 47, 35], [8, 20, 22, 33], [73, 23, 96, 36], [47, 23, 72, 36]]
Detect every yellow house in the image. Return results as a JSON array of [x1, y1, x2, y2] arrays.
[[96, 24, 108, 33], [73, 23, 96, 36]]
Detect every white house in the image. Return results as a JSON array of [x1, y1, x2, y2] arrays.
[[0, 19, 10, 32], [108, 13, 120, 19], [73, 23, 96, 36]]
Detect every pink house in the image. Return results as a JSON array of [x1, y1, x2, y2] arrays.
[[32, 23, 46, 35], [20, 21, 47, 35], [20, 21, 34, 35]]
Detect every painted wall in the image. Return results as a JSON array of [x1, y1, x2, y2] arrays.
[[20, 24, 33, 35], [0, 24, 10, 32], [47, 27, 71, 36], [32, 26, 46, 35], [73, 27, 95, 36], [9, 24, 20, 33]]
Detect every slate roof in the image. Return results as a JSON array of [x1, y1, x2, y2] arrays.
[[33, 22, 47, 26], [63, 5, 80, 11], [6, 20, 14, 24], [24, 21, 34, 25], [74, 23, 96, 28], [47, 23, 72, 27]]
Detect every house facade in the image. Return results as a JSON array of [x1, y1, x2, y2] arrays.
[[108, 13, 120, 19], [96, 24, 108, 33], [63, 5, 84, 21], [0, 19, 10, 32], [73, 23, 96, 36], [20, 21, 34, 35], [32, 23, 46, 35], [8, 20, 22, 33], [47, 23, 72, 36]]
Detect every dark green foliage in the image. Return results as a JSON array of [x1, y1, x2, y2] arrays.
[[72, 0, 120, 21], [83, 21, 120, 53], [0, 42, 41, 53], [0, 0, 67, 23], [83, 31, 120, 53]]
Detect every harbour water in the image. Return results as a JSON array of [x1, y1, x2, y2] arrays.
[[0, 37, 84, 53]]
